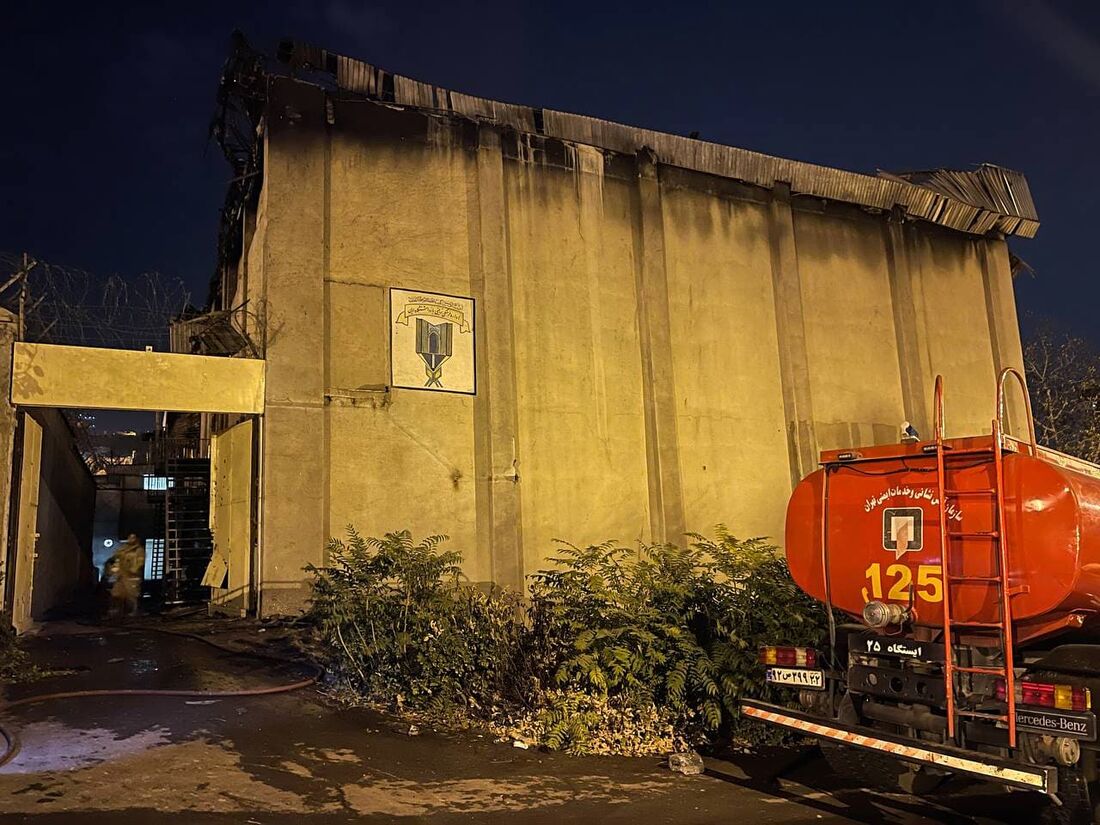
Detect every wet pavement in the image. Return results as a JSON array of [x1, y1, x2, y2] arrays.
[[0, 622, 1059, 823]]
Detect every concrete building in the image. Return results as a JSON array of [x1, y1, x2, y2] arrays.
[[2, 38, 1039, 621], [195, 38, 1039, 615]]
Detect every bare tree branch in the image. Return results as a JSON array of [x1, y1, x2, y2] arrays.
[[1024, 320, 1100, 463]]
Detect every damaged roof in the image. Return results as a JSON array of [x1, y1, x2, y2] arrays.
[[274, 41, 1039, 239]]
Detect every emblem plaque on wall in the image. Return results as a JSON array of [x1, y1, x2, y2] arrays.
[[389, 288, 476, 395]]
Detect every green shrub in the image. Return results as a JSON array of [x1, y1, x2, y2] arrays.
[[527, 529, 828, 747], [305, 529, 525, 712], [305, 527, 829, 753]]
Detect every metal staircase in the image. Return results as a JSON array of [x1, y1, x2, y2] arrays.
[[163, 455, 214, 605], [147, 536, 165, 581], [933, 369, 1036, 747]]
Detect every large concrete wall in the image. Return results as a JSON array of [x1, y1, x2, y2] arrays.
[[28, 408, 95, 618], [235, 77, 1026, 613]]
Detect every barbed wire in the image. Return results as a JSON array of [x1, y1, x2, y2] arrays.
[[0, 252, 197, 350]]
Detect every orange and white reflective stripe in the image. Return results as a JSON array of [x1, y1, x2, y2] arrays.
[[742, 705, 1048, 791]]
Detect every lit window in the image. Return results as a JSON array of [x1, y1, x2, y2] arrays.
[[142, 475, 174, 491], [145, 539, 165, 580]]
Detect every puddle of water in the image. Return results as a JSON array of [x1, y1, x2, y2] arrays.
[[0, 721, 170, 774]]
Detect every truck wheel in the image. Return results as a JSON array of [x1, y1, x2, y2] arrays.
[[1038, 766, 1094, 825], [820, 740, 905, 791], [819, 691, 921, 792], [1026, 668, 1099, 824], [820, 740, 946, 794]]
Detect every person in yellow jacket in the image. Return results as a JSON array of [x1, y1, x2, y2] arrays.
[[106, 534, 145, 618]]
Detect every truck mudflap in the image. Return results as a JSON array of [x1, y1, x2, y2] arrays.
[[741, 699, 1057, 793]]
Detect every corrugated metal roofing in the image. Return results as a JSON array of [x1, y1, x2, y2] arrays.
[[283, 43, 1038, 239]]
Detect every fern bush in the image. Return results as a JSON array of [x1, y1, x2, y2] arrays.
[[306, 529, 524, 711], [527, 529, 828, 748], [305, 526, 828, 754]]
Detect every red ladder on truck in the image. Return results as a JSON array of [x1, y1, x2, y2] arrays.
[[932, 368, 1037, 748]]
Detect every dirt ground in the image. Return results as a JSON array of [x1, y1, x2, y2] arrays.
[[0, 621, 1058, 824]]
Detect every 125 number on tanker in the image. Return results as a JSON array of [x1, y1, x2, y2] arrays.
[[861, 563, 943, 603]]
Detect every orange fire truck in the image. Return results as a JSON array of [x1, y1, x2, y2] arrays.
[[743, 369, 1100, 822]]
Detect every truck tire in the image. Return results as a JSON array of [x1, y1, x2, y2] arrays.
[[1038, 766, 1094, 825], [1027, 666, 1100, 823], [820, 739, 906, 791], [819, 690, 907, 791]]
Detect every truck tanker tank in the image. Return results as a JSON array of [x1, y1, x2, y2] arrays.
[[786, 431, 1100, 644], [747, 372, 1100, 811]]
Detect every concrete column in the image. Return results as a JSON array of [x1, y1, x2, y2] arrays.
[[979, 237, 1029, 439], [0, 310, 17, 606], [257, 78, 329, 616], [767, 185, 817, 488], [576, 145, 611, 452], [884, 215, 931, 436], [631, 151, 685, 544], [468, 127, 524, 590]]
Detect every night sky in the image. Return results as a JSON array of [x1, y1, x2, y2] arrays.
[[3, 1, 1099, 346]]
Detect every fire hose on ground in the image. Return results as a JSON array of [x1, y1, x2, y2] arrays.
[[0, 626, 322, 770]]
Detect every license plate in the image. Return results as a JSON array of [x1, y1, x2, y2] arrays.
[[766, 667, 825, 690]]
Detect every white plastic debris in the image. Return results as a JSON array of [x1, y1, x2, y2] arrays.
[[668, 750, 705, 775]]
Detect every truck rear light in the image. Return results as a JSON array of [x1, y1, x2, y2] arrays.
[[996, 679, 1091, 712], [759, 646, 818, 667]]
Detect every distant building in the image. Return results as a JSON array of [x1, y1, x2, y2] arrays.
[[199, 37, 1036, 614]]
